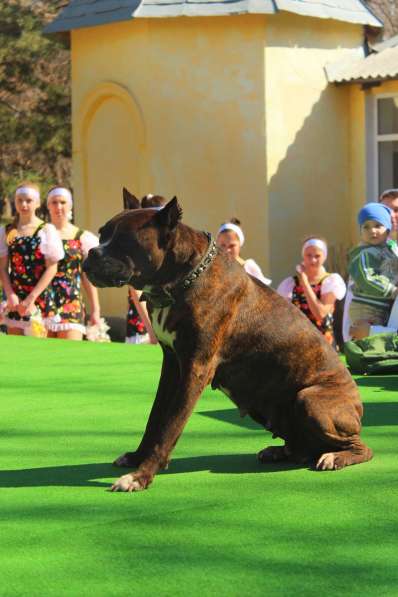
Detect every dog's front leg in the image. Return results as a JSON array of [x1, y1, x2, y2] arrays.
[[111, 360, 211, 492], [114, 345, 181, 468]]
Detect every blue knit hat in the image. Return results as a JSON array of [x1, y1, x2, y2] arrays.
[[357, 202, 392, 231]]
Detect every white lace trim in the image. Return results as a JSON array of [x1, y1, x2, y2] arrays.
[[45, 321, 86, 333], [125, 334, 150, 344]]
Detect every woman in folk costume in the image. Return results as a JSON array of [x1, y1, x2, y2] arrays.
[[46, 186, 101, 340], [0, 182, 64, 335], [277, 237, 346, 346]]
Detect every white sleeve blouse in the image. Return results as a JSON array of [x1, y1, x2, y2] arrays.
[[80, 230, 99, 258], [0, 223, 64, 261], [38, 223, 65, 262], [277, 273, 346, 301], [244, 258, 272, 286], [321, 273, 346, 300], [277, 276, 295, 299]]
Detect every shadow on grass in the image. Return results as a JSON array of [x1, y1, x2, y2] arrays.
[[199, 403, 398, 429], [355, 376, 398, 392], [0, 454, 302, 489]]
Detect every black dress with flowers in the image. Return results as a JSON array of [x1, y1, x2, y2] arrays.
[[5, 223, 56, 326], [291, 274, 335, 345], [48, 230, 86, 333], [126, 290, 147, 339]]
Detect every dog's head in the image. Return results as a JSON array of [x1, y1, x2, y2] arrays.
[[83, 188, 182, 289]]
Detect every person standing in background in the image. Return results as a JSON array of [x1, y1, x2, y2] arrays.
[[125, 194, 164, 344], [0, 182, 64, 336], [46, 187, 101, 340], [379, 189, 398, 240], [216, 218, 271, 286]]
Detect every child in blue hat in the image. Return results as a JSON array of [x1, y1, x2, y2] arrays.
[[348, 202, 398, 336]]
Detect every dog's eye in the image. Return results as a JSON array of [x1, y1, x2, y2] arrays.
[[98, 224, 114, 243], [118, 234, 134, 251]]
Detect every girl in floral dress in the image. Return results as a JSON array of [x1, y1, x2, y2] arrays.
[[46, 187, 101, 341], [277, 237, 346, 346], [0, 183, 64, 335]]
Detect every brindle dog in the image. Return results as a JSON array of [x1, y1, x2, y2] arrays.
[[83, 188, 372, 492]]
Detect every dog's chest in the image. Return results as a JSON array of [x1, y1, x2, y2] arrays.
[[151, 306, 176, 348]]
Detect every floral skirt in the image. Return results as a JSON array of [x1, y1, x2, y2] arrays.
[[4, 283, 55, 330], [46, 275, 86, 334], [45, 297, 86, 334]]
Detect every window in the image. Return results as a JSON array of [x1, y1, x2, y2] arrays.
[[376, 95, 398, 195]]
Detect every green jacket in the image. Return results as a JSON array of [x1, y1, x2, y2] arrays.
[[348, 240, 398, 308]]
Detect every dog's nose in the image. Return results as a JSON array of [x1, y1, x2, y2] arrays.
[[83, 246, 101, 274], [88, 246, 103, 260]]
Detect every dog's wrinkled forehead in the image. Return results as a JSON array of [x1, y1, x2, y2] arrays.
[[98, 208, 158, 243]]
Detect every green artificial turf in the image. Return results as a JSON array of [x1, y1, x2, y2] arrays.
[[1, 335, 398, 597]]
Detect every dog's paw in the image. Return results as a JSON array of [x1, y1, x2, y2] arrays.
[[257, 445, 288, 463], [110, 474, 145, 493], [113, 451, 142, 468], [316, 452, 337, 471]]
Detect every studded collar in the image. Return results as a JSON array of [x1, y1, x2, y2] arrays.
[[140, 233, 218, 308]]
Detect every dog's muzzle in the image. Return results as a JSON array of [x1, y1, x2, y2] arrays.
[[83, 247, 132, 288]]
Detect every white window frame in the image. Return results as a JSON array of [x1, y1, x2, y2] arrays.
[[367, 92, 398, 202]]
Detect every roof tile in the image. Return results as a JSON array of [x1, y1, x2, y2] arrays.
[[44, 0, 382, 34]]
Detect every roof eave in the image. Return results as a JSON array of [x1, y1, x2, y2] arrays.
[[334, 75, 398, 86]]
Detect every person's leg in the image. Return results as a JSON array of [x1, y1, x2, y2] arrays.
[[58, 329, 83, 341], [6, 327, 23, 336]]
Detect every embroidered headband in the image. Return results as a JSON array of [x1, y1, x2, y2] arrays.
[[15, 186, 40, 202], [47, 187, 73, 208], [217, 223, 245, 247], [302, 239, 327, 258]]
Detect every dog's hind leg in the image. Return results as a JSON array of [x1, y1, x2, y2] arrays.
[[296, 386, 373, 471], [316, 440, 373, 470]]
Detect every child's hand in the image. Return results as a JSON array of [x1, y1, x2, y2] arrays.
[[18, 295, 36, 317], [6, 293, 19, 311], [350, 320, 371, 340], [296, 264, 308, 283]]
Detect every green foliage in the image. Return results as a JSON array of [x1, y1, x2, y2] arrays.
[[0, 0, 71, 208]]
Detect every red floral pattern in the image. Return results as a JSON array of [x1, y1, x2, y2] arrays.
[[7, 223, 56, 318], [126, 292, 147, 337], [291, 275, 335, 345], [52, 233, 85, 326]]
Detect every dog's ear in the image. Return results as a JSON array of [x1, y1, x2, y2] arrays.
[[123, 187, 141, 210], [155, 197, 182, 230]]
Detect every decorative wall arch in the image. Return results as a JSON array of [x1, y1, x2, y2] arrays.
[[74, 82, 148, 316], [75, 81, 148, 226]]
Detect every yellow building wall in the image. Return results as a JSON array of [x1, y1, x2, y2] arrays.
[[71, 13, 365, 316], [71, 15, 268, 316], [265, 14, 362, 284]]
